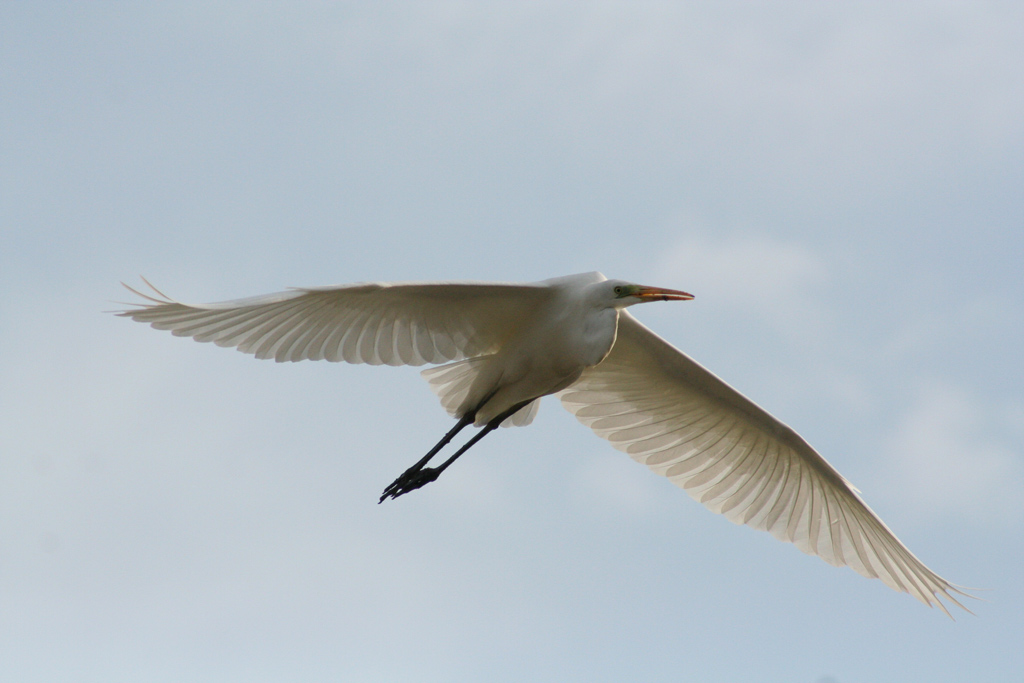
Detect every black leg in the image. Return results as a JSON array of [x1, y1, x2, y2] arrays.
[[379, 400, 532, 503], [379, 413, 473, 503]]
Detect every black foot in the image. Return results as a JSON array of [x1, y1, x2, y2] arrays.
[[379, 467, 442, 503]]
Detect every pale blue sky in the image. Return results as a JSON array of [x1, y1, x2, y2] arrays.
[[2, 3, 1022, 682]]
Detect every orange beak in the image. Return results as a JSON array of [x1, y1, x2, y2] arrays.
[[635, 285, 695, 302]]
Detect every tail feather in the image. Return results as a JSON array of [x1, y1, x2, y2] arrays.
[[421, 359, 539, 428]]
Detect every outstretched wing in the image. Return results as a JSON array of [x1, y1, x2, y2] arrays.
[[118, 278, 552, 366], [560, 312, 969, 616]]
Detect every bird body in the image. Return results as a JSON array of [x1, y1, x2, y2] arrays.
[[118, 271, 970, 616], [438, 273, 627, 426]]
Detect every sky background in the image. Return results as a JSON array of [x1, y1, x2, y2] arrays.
[[2, 3, 1023, 682]]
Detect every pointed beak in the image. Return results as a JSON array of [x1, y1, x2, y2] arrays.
[[635, 285, 695, 302]]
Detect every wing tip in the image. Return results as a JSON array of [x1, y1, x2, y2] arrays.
[[110, 276, 177, 314]]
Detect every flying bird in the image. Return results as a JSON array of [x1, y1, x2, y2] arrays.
[[118, 271, 969, 616]]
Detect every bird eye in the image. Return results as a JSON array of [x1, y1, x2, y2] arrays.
[[614, 286, 623, 296]]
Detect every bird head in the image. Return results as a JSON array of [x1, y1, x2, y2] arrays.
[[606, 280, 694, 309]]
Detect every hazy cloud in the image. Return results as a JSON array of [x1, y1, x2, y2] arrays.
[[884, 380, 1024, 524], [654, 231, 832, 342]]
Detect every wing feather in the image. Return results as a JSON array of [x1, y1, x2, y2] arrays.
[[560, 312, 970, 616], [118, 279, 553, 366]]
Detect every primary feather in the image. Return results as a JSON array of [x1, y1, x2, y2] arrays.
[[120, 277, 553, 365], [560, 312, 970, 616]]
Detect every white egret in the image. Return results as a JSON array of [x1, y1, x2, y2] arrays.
[[118, 271, 969, 616]]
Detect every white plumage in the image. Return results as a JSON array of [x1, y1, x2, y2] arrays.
[[119, 271, 969, 616]]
